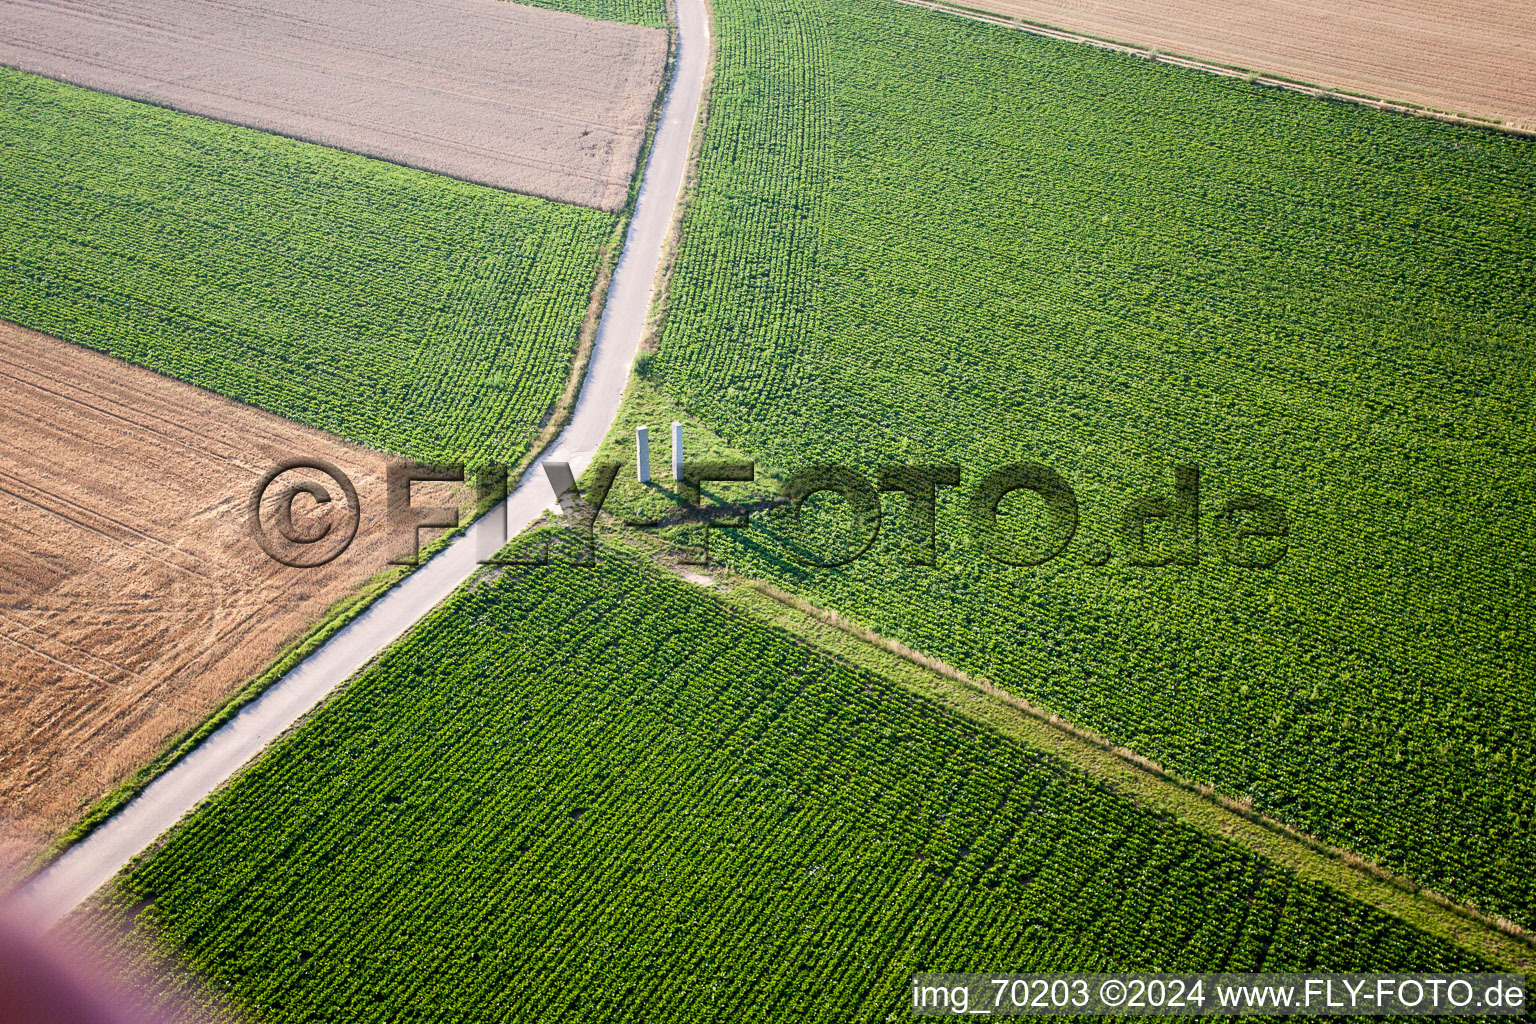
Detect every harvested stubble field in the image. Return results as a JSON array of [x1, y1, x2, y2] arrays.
[[938, 0, 1536, 129], [519, 0, 667, 26], [0, 0, 667, 211], [0, 67, 614, 469], [0, 324, 468, 881]]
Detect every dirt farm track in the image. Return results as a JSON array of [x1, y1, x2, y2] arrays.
[[0, 324, 466, 880], [951, 0, 1536, 131]]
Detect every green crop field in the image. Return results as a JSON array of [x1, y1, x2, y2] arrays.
[[7, 0, 1530, 1012], [633, 0, 1536, 925], [101, 542, 1485, 1022], [0, 67, 613, 467]]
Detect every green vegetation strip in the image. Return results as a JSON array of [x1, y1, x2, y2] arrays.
[[642, 0, 1536, 924], [100, 542, 1489, 1023], [0, 67, 613, 466]]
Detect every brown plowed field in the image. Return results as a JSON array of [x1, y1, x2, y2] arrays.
[[0, 323, 467, 879], [947, 0, 1536, 129], [0, 0, 666, 211]]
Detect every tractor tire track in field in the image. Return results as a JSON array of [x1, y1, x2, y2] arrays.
[[5, 0, 711, 931]]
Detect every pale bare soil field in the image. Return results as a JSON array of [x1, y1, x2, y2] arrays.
[[938, 0, 1536, 129], [0, 0, 666, 211], [0, 324, 468, 880]]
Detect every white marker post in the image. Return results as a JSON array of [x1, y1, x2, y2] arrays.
[[671, 421, 684, 481], [636, 425, 652, 483]]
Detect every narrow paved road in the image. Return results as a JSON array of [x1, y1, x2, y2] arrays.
[[6, 0, 710, 933]]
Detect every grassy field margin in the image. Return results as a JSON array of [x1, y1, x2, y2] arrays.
[[584, 518, 1536, 972], [28, 0, 684, 880]]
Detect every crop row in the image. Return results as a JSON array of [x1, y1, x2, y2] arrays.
[[100, 540, 1484, 1022], [645, 0, 1536, 923], [0, 67, 613, 467]]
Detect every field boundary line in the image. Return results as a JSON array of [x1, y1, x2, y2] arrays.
[[589, 493, 1536, 968], [0, 0, 667, 211], [4, 0, 714, 932], [700, 573, 1536, 969], [639, 0, 718, 358], [17, 0, 680, 890], [516, 3, 679, 486], [892, 0, 1536, 139], [27, 497, 481, 876]]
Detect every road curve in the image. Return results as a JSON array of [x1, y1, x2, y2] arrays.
[[6, 0, 710, 933]]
